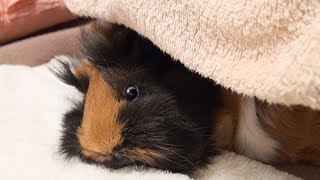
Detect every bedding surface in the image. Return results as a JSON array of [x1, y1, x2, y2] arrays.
[[0, 56, 299, 179]]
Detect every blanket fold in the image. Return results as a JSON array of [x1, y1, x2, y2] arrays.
[[64, 0, 320, 109]]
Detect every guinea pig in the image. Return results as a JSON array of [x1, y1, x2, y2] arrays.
[[53, 21, 222, 174], [54, 21, 320, 175]]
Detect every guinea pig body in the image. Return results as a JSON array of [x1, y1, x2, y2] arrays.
[[55, 22, 221, 174], [214, 91, 320, 166]]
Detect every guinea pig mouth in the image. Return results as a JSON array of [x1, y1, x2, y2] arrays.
[[82, 149, 112, 162], [102, 157, 135, 169], [81, 148, 134, 169]]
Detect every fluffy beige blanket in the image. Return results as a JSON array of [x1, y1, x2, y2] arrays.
[[64, 0, 320, 110]]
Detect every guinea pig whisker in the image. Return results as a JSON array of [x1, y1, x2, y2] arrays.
[[159, 155, 189, 170], [104, 59, 125, 74], [61, 144, 81, 148], [60, 145, 82, 158], [137, 155, 155, 168], [123, 150, 157, 168], [60, 145, 82, 154], [61, 139, 80, 144], [157, 146, 199, 171], [121, 127, 129, 133], [126, 123, 174, 133], [72, 149, 82, 157], [101, 57, 110, 67], [60, 141, 81, 148], [63, 130, 78, 136], [125, 69, 146, 77], [161, 143, 183, 148]]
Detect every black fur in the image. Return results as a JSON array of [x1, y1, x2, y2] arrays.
[[56, 21, 221, 175], [80, 22, 138, 67], [50, 60, 89, 93], [98, 65, 220, 173], [59, 100, 85, 159]]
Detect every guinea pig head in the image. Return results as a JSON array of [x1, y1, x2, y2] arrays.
[[57, 61, 212, 174]]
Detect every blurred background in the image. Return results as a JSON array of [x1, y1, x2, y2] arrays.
[[0, 0, 88, 66]]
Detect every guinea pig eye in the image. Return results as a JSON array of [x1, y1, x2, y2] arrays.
[[126, 85, 139, 101]]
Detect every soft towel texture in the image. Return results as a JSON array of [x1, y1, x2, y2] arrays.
[[64, 0, 320, 110], [0, 56, 299, 180]]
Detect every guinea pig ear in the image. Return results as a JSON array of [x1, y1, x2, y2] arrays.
[[50, 57, 89, 94], [80, 20, 141, 67]]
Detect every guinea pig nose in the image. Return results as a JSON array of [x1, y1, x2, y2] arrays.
[[107, 156, 131, 169], [83, 149, 112, 162]]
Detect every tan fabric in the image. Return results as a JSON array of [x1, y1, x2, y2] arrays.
[[0, 0, 76, 44], [0, 26, 81, 66], [64, 0, 320, 110]]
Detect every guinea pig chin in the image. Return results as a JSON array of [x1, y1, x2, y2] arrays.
[[76, 66, 125, 162]]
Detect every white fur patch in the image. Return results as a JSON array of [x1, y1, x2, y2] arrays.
[[235, 97, 279, 163]]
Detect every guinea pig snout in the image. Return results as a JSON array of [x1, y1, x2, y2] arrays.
[[76, 68, 126, 162], [77, 124, 124, 162], [83, 147, 131, 168]]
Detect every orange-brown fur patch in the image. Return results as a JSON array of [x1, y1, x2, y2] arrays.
[[217, 89, 320, 165], [75, 63, 125, 162], [212, 89, 240, 150], [256, 101, 320, 164], [212, 109, 235, 150]]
